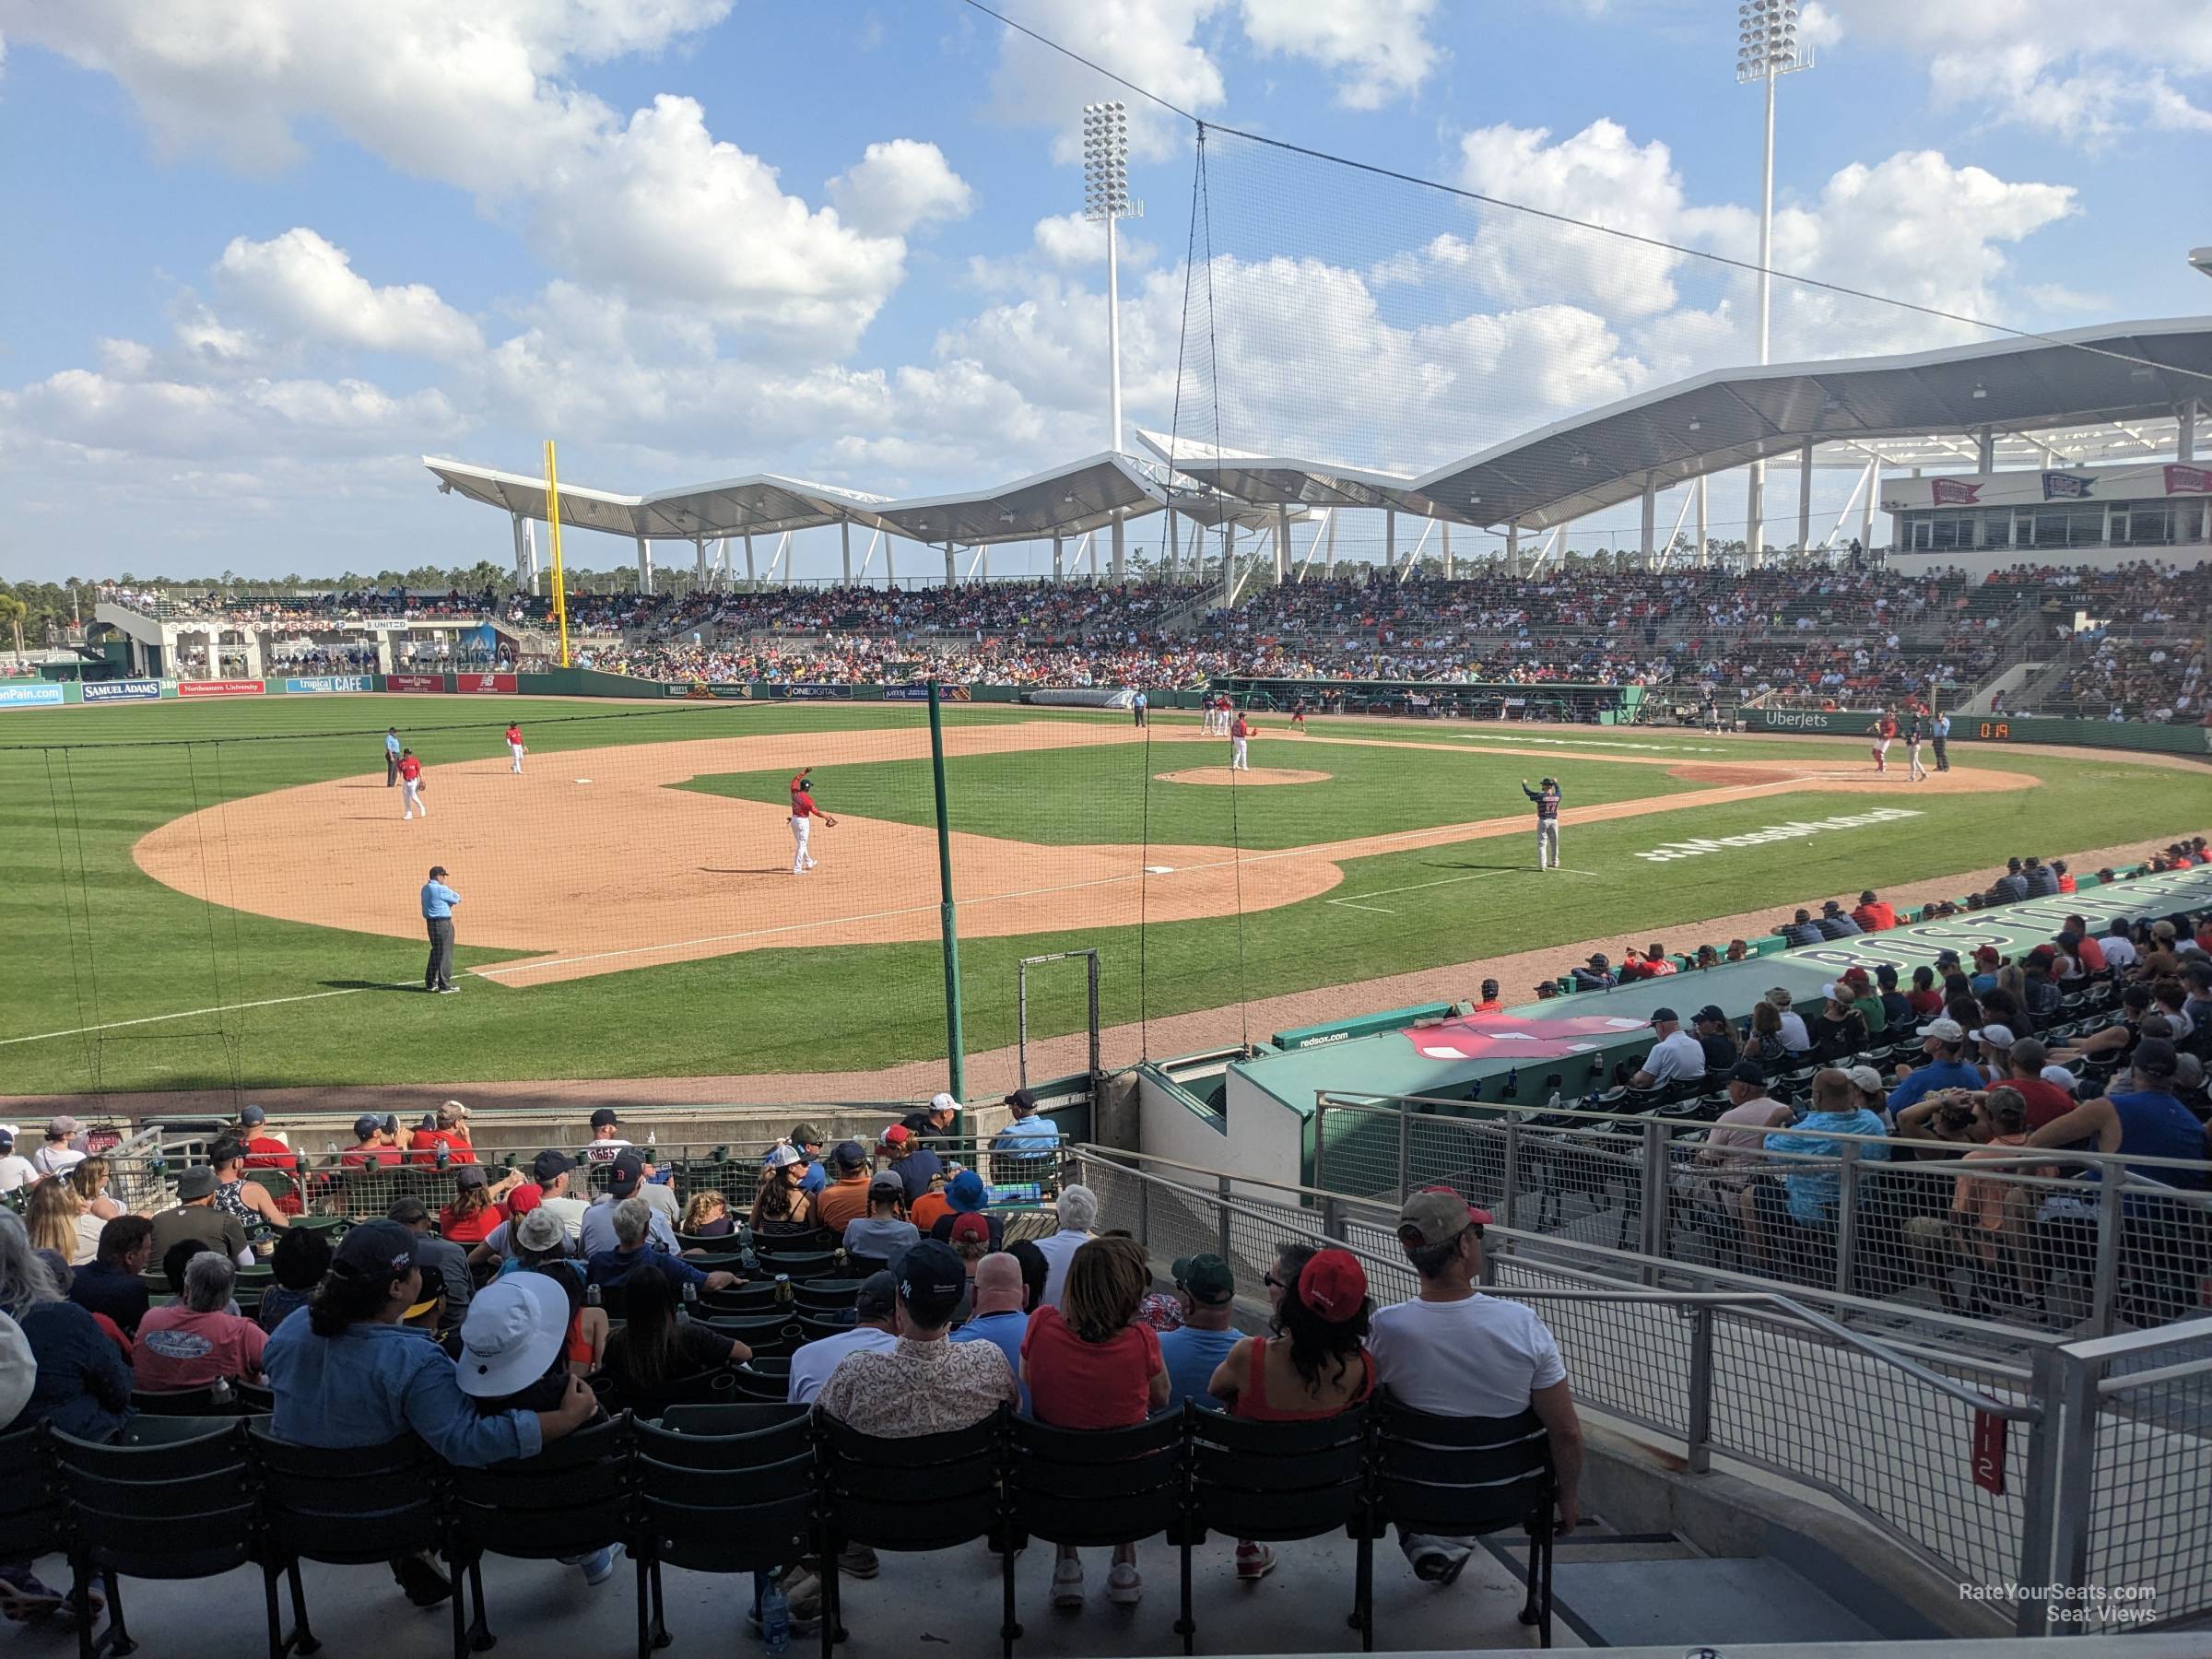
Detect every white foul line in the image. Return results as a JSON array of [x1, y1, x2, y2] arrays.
[[1324, 868, 1511, 913], [0, 982, 417, 1047]]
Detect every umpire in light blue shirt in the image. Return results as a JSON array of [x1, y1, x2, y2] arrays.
[[385, 726, 402, 787], [421, 865, 461, 994]]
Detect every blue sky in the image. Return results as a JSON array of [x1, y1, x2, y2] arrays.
[[1, 0, 2206, 582]]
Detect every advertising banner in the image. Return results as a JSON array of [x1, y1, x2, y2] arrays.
[[0, 682, 65, 709], [665, 682, 747, 699], [453, 673, 519, 694], [2164, 464, 2212, 496], [880, 683, 971, 702], [2041, 471, 2093, 500], [1929, 478, 1982, 505], [766, 683, 853, 700], [179, 679, 265, 699], [285, 675, 374, 695], [81, 677, 161, 704], [384, 673, 446, 693]]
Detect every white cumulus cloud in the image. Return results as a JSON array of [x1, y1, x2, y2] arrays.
[[217, 229, 484, 359], [828, 139, 977, 238], [1237, 0, 1442, 110]]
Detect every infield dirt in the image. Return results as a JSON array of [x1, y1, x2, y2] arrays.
[[135, 718, 2030, 986]]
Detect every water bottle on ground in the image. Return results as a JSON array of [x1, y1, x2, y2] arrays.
[[759, 1572, 791, 1654]]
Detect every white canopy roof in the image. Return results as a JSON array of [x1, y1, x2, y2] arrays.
[[429, 317, 2212, 547]]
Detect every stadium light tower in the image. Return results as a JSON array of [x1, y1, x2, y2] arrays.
[[1735, 0, 1812, 567], [1082, 101, 1140, 453]]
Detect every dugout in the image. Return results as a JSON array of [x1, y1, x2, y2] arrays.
[[1173, 864, 2212, 1193], [1214, 676, 1642, 724]]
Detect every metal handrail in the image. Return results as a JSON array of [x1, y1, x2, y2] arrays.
[[1069, 1144, 2056, 1360], [1497, 1288, 2041, 1419], [1316, 1088, 2212, 1181]]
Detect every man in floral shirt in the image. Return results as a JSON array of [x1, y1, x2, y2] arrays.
[[816, 1241, 1017, 1432]]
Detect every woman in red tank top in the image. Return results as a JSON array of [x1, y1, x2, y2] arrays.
[[1206, 1249, 1374, 1580]]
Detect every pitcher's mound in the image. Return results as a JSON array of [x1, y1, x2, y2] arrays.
[[1155, 767, 1332, 787]]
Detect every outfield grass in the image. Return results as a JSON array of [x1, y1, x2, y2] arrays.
[[679, 737, 1705, 850], [1, 695, 2202, 1095]]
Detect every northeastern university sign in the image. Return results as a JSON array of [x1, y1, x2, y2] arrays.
[[1633, 807, 1923, 864]]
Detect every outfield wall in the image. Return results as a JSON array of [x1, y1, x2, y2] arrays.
[[14, 671, 2211, 759], [1745, 706, 2212, 757]]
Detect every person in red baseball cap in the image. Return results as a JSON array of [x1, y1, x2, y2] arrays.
[[1204, 1248, 1376, 1581], [1367, 1188, 1583, 1584]]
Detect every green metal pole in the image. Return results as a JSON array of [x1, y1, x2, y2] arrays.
[[928, 681, 968, 1102]]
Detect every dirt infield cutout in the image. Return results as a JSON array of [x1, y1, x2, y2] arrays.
[[133, 721, 2036, 986]]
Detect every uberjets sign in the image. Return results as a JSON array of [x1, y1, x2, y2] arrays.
[[1634, 807, 1922, 864]]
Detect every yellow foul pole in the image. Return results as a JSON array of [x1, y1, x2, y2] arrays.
[[543, 439, 571, 668]]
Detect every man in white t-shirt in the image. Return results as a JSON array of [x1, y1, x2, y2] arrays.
[[2100, 922, 2138, 973], [1368, 1188, 1583, 1584], [0, 1130, 36, 1195], [1766, 988, 1813, 1054], [1630, 1007, 1706, 1089], [33, 1116, 87, 1180]]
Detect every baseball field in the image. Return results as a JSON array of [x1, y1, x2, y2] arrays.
[[2, 692, 2206, 1105]]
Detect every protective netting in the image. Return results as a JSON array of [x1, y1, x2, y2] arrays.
[[2, 700, 1132, 1102]]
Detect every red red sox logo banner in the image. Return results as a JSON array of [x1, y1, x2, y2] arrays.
[[1397, 1010, 1658, 1062], [2164, 464, 2212, 496], [1930, 478, 1982, 506]]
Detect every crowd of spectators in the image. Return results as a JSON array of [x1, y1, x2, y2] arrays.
[[0, 1093, 1583, 1638]]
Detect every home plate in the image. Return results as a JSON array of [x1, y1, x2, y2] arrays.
[[1145, 865, 1175, 875]]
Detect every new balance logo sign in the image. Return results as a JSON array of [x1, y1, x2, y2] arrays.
[[1633, 807, 1922, 864]]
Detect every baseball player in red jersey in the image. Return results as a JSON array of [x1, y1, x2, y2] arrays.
[[1872, 710, 1898, 773], [789, 770, 838, 875], [398, 748, 427, 819], [505, 722, 525, 773], [1230, 712, 1252, 771]]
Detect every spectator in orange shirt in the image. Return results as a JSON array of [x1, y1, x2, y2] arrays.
[[1470, 979, 1504, 1014], [1851, 890, 1895, 932], [814, 1141, 875, 1234]]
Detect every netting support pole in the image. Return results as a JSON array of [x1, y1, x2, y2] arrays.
[[1052, 531, 1065, 583], [1696, 477, 1710, 567], [1639, 486, 1655, 566], [693, 536, 707, 587], [1164, 512, 1178, 583], [1506, 521, 1520, 578], [634, 535, 653, 596], [1111, 513, 1126, 583], [840, 518, 853, 584], [744, 533, 758, 592], [1798, 441, 1816, 555], [1324, 512, 1336, 577], [1220, 524, 1235, 607], [1274, 505, 1290, 585], [1861, 458, 1879, 552], [1383, 509, 1396, 578], [927, 681, 967, 1103], [1441, 521, 1453, 580]]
